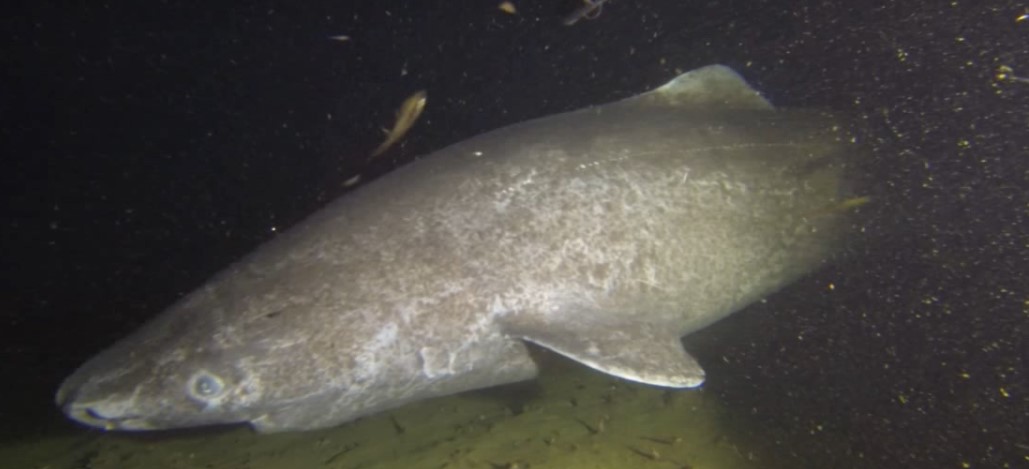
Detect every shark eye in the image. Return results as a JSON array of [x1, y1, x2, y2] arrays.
[[188, 371, 225, 400]]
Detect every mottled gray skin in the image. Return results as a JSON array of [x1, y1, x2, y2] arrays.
[[56, 65, 858, 433]]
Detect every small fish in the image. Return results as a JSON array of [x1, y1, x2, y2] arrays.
[[342, 174, 362, 188], [837, 196, 872, 210], [371, 90, 427, 158], [498, 1, 517, 15], [563, 0, 609, 26], [996, 65, 1029, 84], [328, 35, 350, 42], [803, 196, 872, 218]]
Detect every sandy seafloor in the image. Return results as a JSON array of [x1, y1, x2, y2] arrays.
[[1, 351, 852, 469]]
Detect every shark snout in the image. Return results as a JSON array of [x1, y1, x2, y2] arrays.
[[61, 401, 118, 430], [58, 395, 153, 431], [56, 376, 151, 431]]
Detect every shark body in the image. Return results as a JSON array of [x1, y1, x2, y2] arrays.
[[57, 65, 859, 433]]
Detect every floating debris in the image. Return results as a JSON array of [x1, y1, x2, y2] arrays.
[[563, 0, 609, 26]]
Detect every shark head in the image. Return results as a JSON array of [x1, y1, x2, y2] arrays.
[[54, 277, 371, 432], [53, 198, 542, 434], [56, 333, 264, 431]]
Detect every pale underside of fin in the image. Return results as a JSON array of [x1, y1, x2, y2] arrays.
[[500, 314, 705, 388]]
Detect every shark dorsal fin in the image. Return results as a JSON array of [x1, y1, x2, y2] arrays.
[[624, 64, 774, 111]]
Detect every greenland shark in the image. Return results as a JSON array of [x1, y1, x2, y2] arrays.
[[56, 65, 860, 433]]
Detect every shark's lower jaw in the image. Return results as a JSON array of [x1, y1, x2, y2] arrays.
[[63, 402, 153, 430]]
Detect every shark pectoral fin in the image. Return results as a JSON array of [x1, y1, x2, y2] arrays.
[[500, 316, 705, 388]]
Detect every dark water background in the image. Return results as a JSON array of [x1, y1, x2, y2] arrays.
[[2, 1, 1025, 467]]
